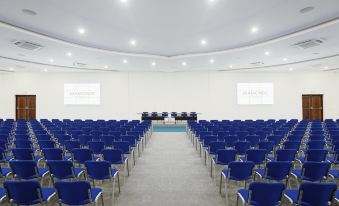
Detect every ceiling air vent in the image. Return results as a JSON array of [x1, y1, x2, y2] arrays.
[[13, 40, 43, 51], [293, 39, 325, 49], [250, 61, 264, 66], [73, 62, 87, 67]]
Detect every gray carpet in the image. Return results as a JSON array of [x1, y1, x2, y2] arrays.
[[115, 132, 225, 206]]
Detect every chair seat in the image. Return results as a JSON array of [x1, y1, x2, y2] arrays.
[[1, 167, 12, 177], [329, 169, 339, 179], [296, 157, 305, 163], [212, 157, 228, 165], [326, 156, 338, 164], [88, 168, 118, 180], [38, 168, 50, 177], [74, 168, 85, 177], [238, 189, 249, 203], [41, 188, 56, 202], [255, 169, 265, 179], [91, 188, 102, 202], [283, 189, 298, 204], [0, 188, 6, 202]]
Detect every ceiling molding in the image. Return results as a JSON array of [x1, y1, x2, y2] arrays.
[[1, 15, 339, 59], [215, 53, 339, 72]]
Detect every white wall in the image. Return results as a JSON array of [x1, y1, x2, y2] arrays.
[[0, 71, 338, 120]]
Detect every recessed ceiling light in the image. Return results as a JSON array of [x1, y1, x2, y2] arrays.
[[66, 52, 72, 57], [182, 62, 187, 66], [200, 39, 207, 46], [300, 6, 315, 14], [78, 28, 86, 35], [120, 0, 128, 3], [265, 51, 270, 56], [22, 9, 37, 16], [208, 0, 216, 3], [43, 68, 48, 72], [324, 66, 329, 69], [151, 62, 156, 66], [49, 58, 54, 63], [283, 58, 287, 61], [104, 65, 108, 69], [251, 27, 259, 33], [123, 59, 128, 64], [229, 64, 233, 68], [130, 40, 137, 46], [9, 67, 14, 71], [209, 59, 215, 63], [289, 67, 294, 71]]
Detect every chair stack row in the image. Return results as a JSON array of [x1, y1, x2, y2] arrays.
[[0, 118, 153, 205], [187, 119, 339, 206]]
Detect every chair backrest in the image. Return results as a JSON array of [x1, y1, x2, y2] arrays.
[[234, 141, 251, 155], [258, 141, 274, 153], [297, 182, 336, 206], [88, 141, 105, 154], [301, 161, 331, 181], [72, 148, 94, 164], [305, 149, 328, 162], [47, 160, 75, 179], [275, 149, 297, 161], [85, 160, 111, 180], [4, 180, 43, 205], [245, 149, 267, 164], [216, 149, 237, 165], [9, 160, 39, 179], [265, 161, 292, 180], [283, 141, 301, 150], [38, 140, 56, 149], [102, 149, 124, 164], [228, 161, 255, 180], [54, 181, 93, 205], [43, 148, 64, 160], [11, 148, 35, 160], [209, 141, 227, 154], [112, 141, 130, 154], [64, 140, 80, 152], [306, 140, 325, 150], [248, 182, 285, 206], [14, 140, 32, 148]]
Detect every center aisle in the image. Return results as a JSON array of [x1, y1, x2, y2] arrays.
[[115, 131, 224, 206]]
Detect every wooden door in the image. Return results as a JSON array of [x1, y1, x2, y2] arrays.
[[16, 95, 36, 120], [302, 95, 323, 121]]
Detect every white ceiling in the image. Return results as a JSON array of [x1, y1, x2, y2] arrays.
[[0, 0, 339, 73]]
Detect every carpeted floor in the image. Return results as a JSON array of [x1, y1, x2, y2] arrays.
[[115, 132, 225, 206]]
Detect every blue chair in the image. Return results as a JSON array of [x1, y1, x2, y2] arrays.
[[237, 182, 285, 206], [234, 141, 251, 155], [205, 141, 227, 165], [305, 140, 326, 150], [283, 141, 301, 150], [267, 149, 297, 162], [38, 140, 56, 149], [255, 161, 292, 186], [54, 181, 104, 205], [0, 187, 6, 203], [284, 182, 336, 206], [11, 148, 43, 162], [85, 160, 120, 203], [64, 140, 81, 153], [72, 148, 98, 165], [290, 162, 331, 188], [211, 149, 237, 177], [4, 180, 56, 205], [43, 148, 70, 161], [88, 141, 105, 155], [220, 161, 255, 205], [102, 149, 129, 176], [240, 149, 267, 166], [47, 160, 85, 184], [14, 140, 33, 149], [258, 141, 274, 154], [112, 141, 135, 165], [296, 149, 328, 163], [9, 160, 49, 183], [0, 164, 12, 179]]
